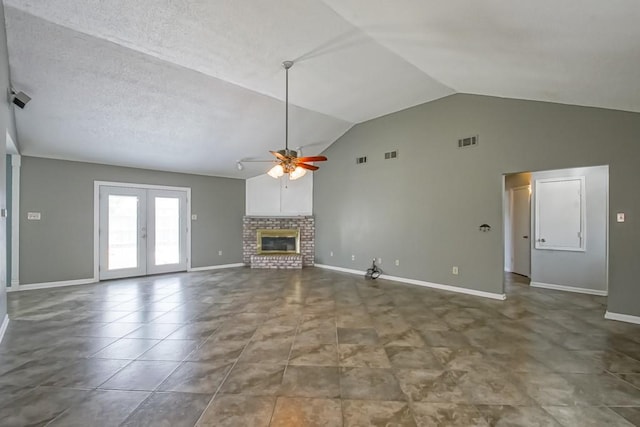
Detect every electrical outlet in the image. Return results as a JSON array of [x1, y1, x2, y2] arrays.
[[330, 251, 333, 257], [395, 259, 400, 266], [351, 255, 355, 261], [452, 266, 459, 275], [377, 257, 382, 264], [218, 250, 222, 256]]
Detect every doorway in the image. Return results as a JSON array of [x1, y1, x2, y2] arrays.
[[504, 173, 532, 279], [503, 166, 608, 295], [96, 182, 190, 280], [510, 185, 531, 277]]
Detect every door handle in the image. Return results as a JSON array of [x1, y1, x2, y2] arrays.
[[537, 238, 546, 243], [523, 236, 528, 239]]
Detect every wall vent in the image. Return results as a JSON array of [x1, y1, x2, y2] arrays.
[[356, 156, 367, 164], [458, 135, 479, 148], [384, 150, 398, 159]]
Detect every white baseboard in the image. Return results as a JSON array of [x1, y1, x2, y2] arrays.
[[189, 263, 245, 272], [605, 311, 640, 325], [315, 264, 363, 275], [7, 278, 97, 292], [0, 314, 9, 344], [315, 264, 506, 301], [530, 281, 608, 296]]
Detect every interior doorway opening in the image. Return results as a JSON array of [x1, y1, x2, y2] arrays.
[[502, 165, 609, 296]]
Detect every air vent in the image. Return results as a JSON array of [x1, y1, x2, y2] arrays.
[[384, 150, 398, 159], [356, 156, 367, 164], [458, 135, 479, 148]]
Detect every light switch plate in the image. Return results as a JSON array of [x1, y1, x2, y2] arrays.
[[617, 212, 625, 222]]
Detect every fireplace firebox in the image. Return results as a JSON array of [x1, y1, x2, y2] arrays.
[[257, 229, 300, 254]]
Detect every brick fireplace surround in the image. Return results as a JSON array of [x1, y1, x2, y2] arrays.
[[242, 216, 315, 269]]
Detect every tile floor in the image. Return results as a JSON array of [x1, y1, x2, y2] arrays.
[[1, 268, 639, 426]]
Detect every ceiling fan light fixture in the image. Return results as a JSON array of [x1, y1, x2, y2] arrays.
[[263, 60, 326, 180], [289, 166, 307, 180], [268, 164, 284, 178]]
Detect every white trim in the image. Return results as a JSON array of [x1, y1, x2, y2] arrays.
[[6, 130, 18, 154], [604, 311, 640, 325], [314, 264, 506, 300], [10, 154, 20, 288], [93, 181, 192, 279], [530, 281, 607, 296], [188, 263, 245, 272], [93, 182, 100, 280], [94, 181, 192, 191], [0, 314, 9, 344], [8, 278, 97, 292]]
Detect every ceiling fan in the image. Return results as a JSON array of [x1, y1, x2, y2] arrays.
[[238, 60, 327, 180]]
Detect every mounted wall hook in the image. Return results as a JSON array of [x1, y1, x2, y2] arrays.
[[479, 223, 491, 232]]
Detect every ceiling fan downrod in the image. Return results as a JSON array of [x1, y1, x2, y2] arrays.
[[283, 60, 293, 154]]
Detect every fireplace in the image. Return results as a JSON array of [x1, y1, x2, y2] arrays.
[[257, 229, 300, 255], [243, 216, 314, 268]]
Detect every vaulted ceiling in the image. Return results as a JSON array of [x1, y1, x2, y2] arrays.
[[4, 0, 640, 178]]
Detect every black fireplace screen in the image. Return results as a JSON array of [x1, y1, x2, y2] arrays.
[[261, 236, 297, 252], [257, 229, 300, 254]]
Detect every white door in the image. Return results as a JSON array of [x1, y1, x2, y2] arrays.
[[511, 186, 531, 277], [147, 189, 188, 275], [99, 186, 188, 280], [535, 177, 585, 251]]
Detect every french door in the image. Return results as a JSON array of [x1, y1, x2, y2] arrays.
[[99, 185, 188, 280]]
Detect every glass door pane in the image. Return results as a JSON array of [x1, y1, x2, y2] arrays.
[[108, 195, 139, 270], [147, 189, 187, 275], [154, 197, 180, 265], [99, 186, 147, 280]]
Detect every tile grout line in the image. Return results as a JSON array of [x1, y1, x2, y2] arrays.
[[99, 317, 229, 426], [266, 304, 305, 426], [605, 369, 640, 392], [192, 314, 263, 427], [335, 291, 346, 427]]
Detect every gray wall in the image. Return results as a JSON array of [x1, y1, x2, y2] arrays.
[[314, 94, 640, 317], [20, 157, 245, 284], [531, 166, 608, 293], [0, 0, 14, 327]]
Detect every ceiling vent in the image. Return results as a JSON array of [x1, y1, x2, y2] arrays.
[[458, 135, 479, 148], [356, 156, 367, 164], [384, 150, 398, 159]]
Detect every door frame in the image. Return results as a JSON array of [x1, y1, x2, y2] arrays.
[[93, 181, 192, 280], [509, 185, 531, 277]]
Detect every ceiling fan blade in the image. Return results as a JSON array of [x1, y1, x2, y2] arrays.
[[270, 150, 287, 161], [297, 163, 319, 171], [296, 156, 327, 162]]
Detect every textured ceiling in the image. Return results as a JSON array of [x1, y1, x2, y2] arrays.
[[4, 0, 639, 178]]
